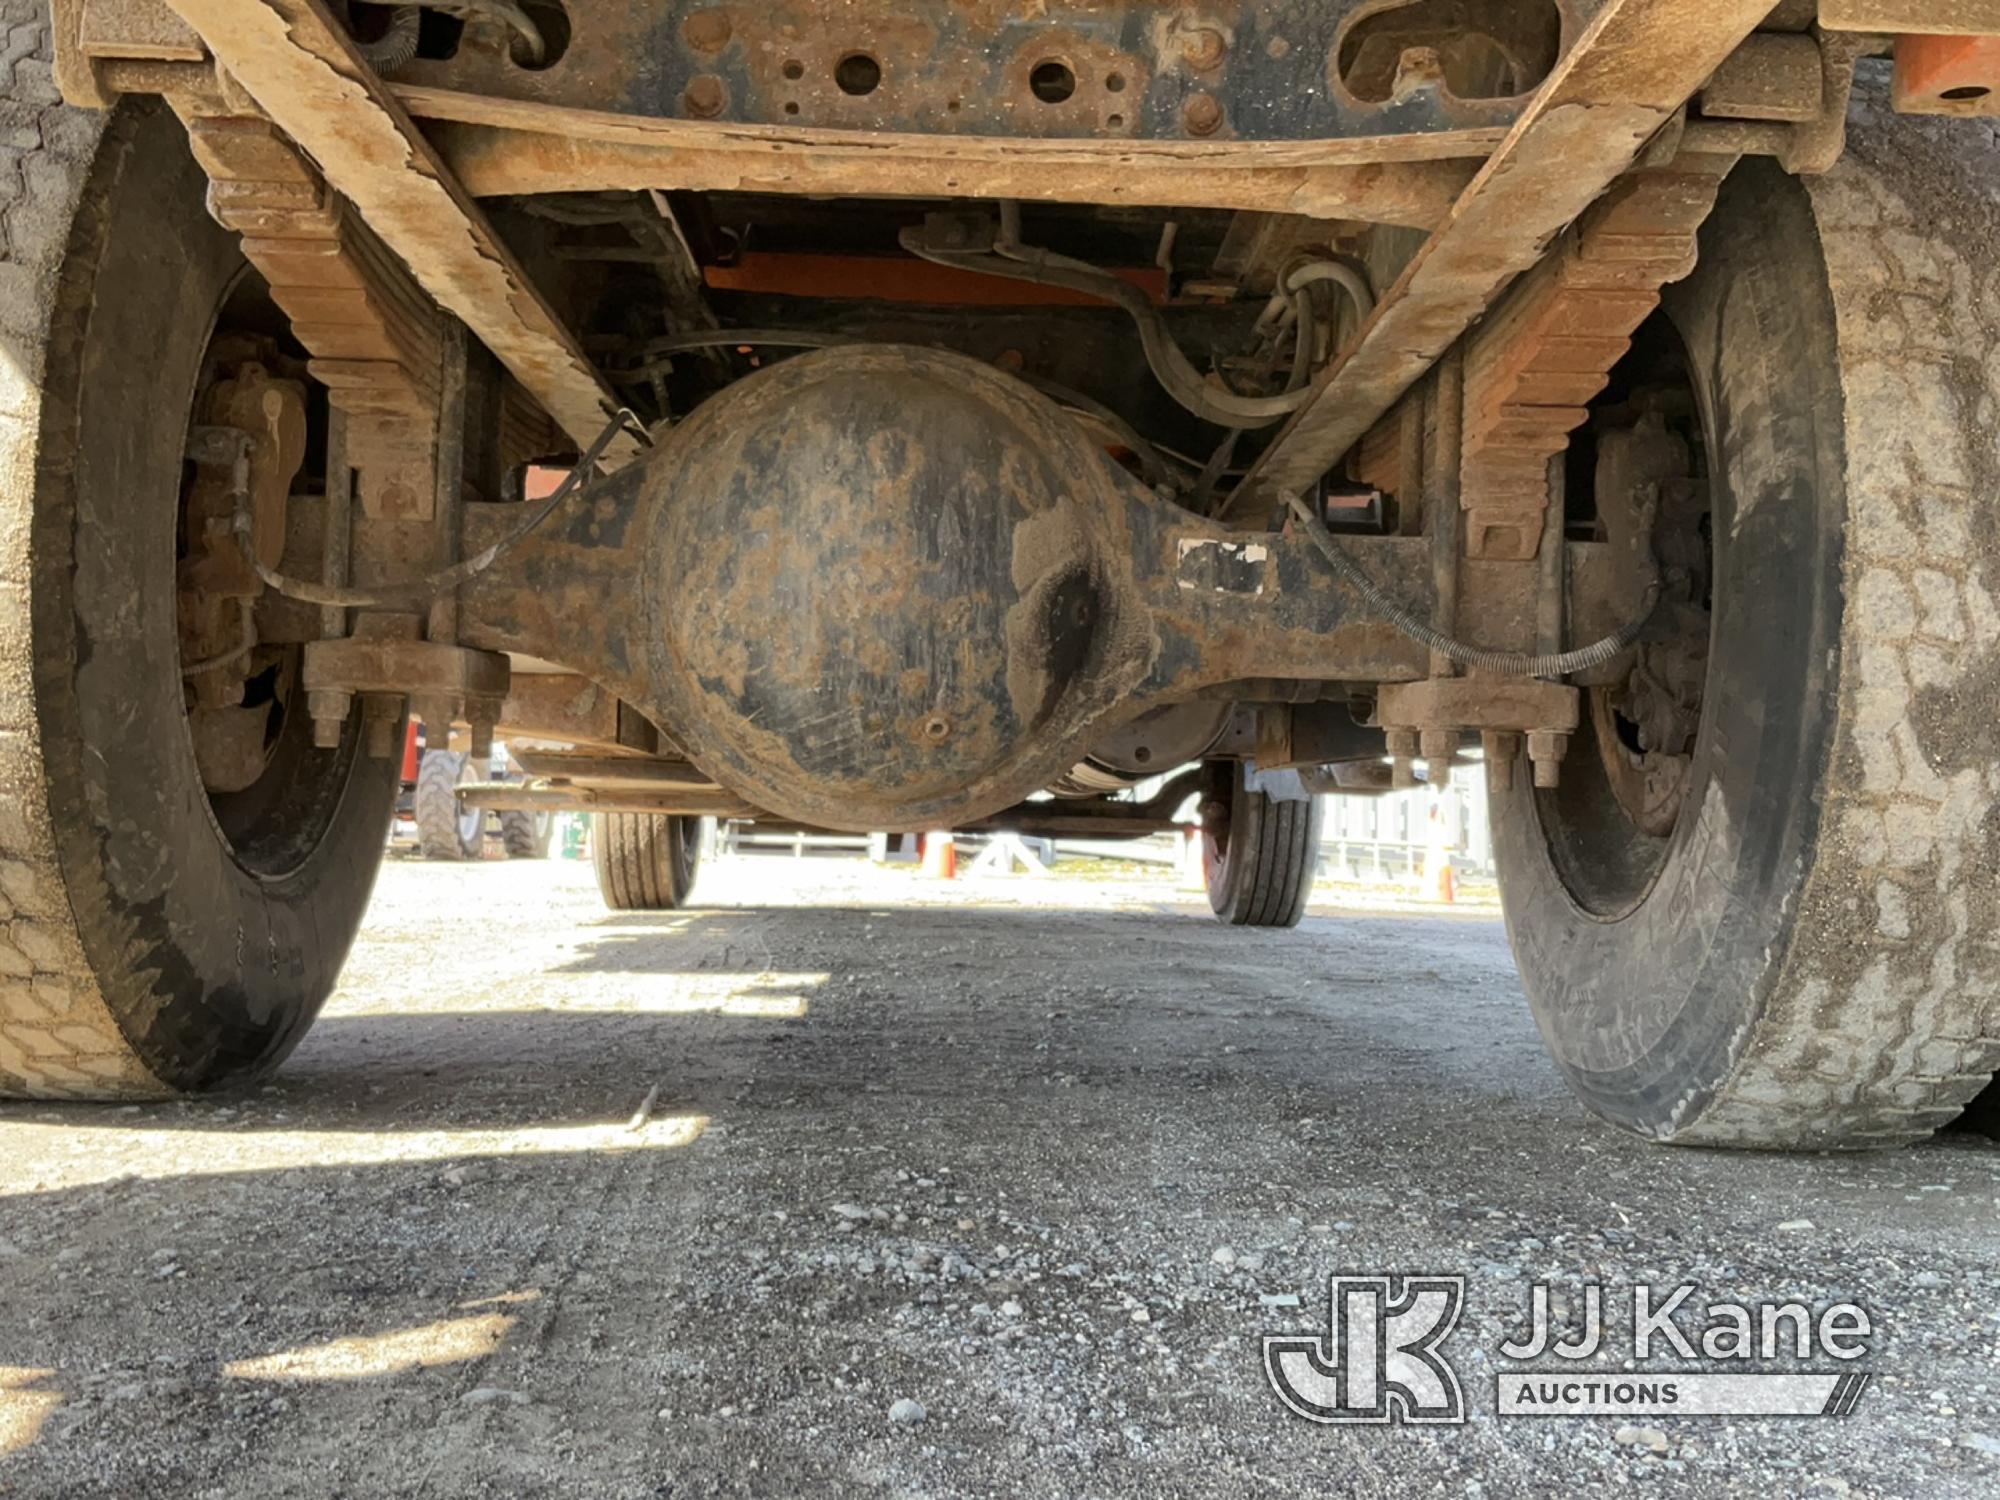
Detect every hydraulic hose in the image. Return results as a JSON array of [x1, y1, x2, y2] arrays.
[[234, 409, 646, 610], [897, 205, 1315, 429], [349, 5, 419, 71], [346, 0, 546, 71], [1285, 493, 1659, 678]]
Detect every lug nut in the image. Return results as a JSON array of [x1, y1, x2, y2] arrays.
[[1386, 727, 1419, 789], [308, 688, 351, 750], [362, 694, 405, 759], [413, 695, 461, 746], [1420, 727, 1458, 782], [1527, 730, 1570, 789], [1482, 731, 1521, 792]]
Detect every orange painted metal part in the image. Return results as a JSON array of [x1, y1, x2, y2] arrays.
[[1894, 33, 2000, 114], [703, 252, 1168, 307]]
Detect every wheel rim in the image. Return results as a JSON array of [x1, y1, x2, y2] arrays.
[[1198, 781, 1231, 893], [458, 783, 485, 847], [1532, 313, 1715, 920]]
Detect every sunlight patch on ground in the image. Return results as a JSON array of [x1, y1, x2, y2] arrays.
[[332, 972, 824, 1020], [0, 1115, 709, 1195], [0, 1368, 61, 1457], [224, 1311, 516, 1382]]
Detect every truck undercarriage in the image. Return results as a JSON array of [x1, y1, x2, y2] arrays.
[[4, 0, 1998, 1147]]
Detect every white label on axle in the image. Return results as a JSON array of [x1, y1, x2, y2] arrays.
[[1176, 537, 1269, 594]]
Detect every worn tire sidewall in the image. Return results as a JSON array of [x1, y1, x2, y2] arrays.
[[1492, 159, 1846, 1138], [30, 101, 394, 1090]]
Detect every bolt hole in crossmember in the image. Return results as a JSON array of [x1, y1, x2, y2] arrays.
[[336, 0, 1580, 142]]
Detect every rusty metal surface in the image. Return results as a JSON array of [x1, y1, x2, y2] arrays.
[[301, 634, 511, 697], [173, 109, 447, 486], [1226, 0, 1775, 512], [636, 343, 1166, 833], [635, 345, 1435, 830], [1778, 27, 1878, 173], [386, 0, 1602, 145], [180, 357, 310, 793], [1698, 31, 1826, 121], [457, 785, 762, 816], [424, 117, 1481, 224], [452, 346, 1435, 829], [1377, 673, 1579, 787], [1457, 153, 1730, 561], [496, 671, 623, 747], [302, 631, 511, 744], [507, 751, 714, 787], [159, 0, 641, 466], [701, 251, 1168, 306], [1822, 0, 2000, 32], [79, 0, 202, 60], [1377, 674, 1578, 732], [1894, 32, 2000, 114], [446, 344, 1644, 831]]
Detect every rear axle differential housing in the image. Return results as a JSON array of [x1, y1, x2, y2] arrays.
[[638, 346, 1162, 831]]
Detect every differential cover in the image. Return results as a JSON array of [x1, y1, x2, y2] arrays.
[[641, 346, 1158, 832]]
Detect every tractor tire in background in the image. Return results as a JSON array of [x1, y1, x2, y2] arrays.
[[0, 86, 398, 1099], [414, 749, 487, 860], [593, 813, 702, 911], [1491, 97, 2000, 1149], [1201, 767, 1322, 929], [500, 809, 555, 859]]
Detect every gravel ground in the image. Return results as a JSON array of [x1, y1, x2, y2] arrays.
[[1, 851, 1997, 1498]]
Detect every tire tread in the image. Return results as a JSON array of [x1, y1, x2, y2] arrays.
[[1207, 780, 1321, 929], [1677, 99, 2000, 1147], [593, 813, 697, 911], [0, 22, 155, 1098], [413, 749, 479, 861]]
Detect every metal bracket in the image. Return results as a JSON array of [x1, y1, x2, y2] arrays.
[[302, 619, 510, 753], [1376, 676, 1580, 791]]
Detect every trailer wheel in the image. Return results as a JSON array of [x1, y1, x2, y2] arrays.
[[593, 814, 702, 911], [1492, 119, 2000, 1148], [500, 809, 554, 859], [414, 749, 487, 860], [0, 94, 398, 1099], [1201, 767, 1322, 928]]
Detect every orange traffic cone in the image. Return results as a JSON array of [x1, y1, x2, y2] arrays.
[[1427, 856, 1456, 904], [922, 830, 958, 880], [1422, 802, 1455, 904]]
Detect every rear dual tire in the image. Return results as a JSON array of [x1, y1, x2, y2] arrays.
[[0, 93, 396, 1099], [1494, 123, 2000, 1148]]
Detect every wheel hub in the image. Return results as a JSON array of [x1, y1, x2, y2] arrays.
[[1589, 401, 1712, 839]]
